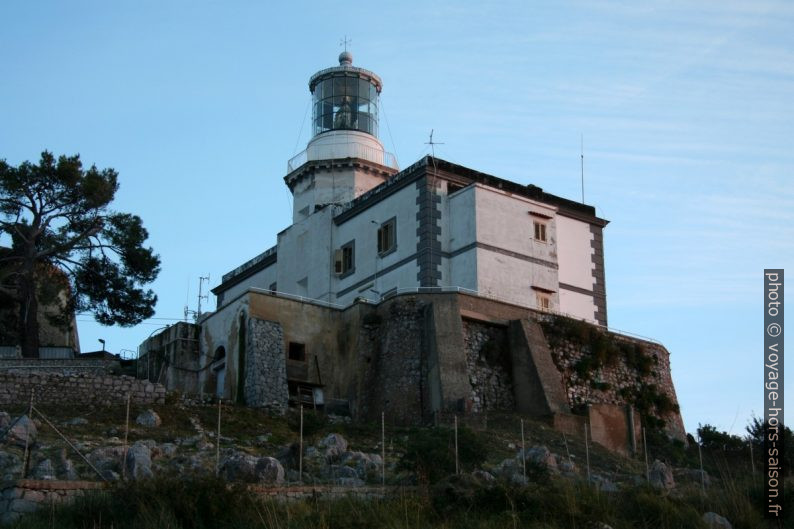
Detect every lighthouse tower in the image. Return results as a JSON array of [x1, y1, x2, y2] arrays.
[[285, 51, 399, 223]]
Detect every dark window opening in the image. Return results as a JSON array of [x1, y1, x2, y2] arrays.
[[335, 240, 355, 277], [288, 342, 306, 362], [533, 221, 547, 242], [377, 218, 396, 255], [213, 346, 226, 362]]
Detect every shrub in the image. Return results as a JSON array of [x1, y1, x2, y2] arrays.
[[398, 425, 487, 483]]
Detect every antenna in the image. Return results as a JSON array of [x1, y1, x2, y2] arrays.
[[339, 35, 352, 52], [184, 275, 210, 322], [425, 129, 445, 170], [580, 134, 585, 204], [197, 275, 210, 320]]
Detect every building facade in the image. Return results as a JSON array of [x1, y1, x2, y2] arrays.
[[139, 52, 686, 450], [213, 52, 608, 327]]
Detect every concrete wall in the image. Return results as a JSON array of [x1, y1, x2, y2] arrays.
[[445, 184, 477, 290], [219, 262, 277, 304], [473, 185, 559, 309], [556, 215, 598, 323], [333, 181, 420, 305]]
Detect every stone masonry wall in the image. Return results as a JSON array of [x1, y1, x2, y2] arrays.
[[360, 298, 425, 424], [0, 359, 119, 376], [0, 372, 165, 407], [245, 318, 288, 413], [462, 320, 514, 413], [539, 315, 685, 440], [0, 479, 415, 525], [0, 480, 105, 526]]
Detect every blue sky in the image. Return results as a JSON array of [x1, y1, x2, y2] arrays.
[[1, 1, 791, 436]]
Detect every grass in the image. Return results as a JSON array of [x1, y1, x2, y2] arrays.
[[12, 473, 789, 529], [4, 403, 791, 528]]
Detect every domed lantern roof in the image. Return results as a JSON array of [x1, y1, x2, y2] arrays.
[[308, 52, 383, 139]]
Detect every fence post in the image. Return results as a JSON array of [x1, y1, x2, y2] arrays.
[[215, 399, 221, 477], [454, 415, 459, 475], [381, 411, 386, 486], [122, 393, 131, 480], [643, 427, 649, 483], [697, 436, 706, 494], [584, 422, 591, 483], [299, 405, 304, 482], [520, 418, 526, 479], [21, 389, 34, 479]]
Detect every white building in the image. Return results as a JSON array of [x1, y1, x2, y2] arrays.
[[212, 51, 608, 326]]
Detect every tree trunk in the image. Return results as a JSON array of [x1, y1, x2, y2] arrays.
[[18, 266, 40, 359]]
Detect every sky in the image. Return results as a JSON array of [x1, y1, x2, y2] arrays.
[[1, 0, 791, 436]]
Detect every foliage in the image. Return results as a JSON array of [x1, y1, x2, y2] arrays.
[[0, 151, 160, 356], [398, 425, 487, 483]]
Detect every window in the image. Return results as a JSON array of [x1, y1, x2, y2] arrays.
[[334, 240, 355, 276], [288, 342, 306, 362], [268, 282, 277, 293], [377, 218, 396, 255], [536, 293, 551, 311], [533, 221, 547, 242]]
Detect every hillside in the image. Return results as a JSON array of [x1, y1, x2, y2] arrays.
[[1, 401, 789, 528]]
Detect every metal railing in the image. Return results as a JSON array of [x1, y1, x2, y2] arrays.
[[216, 285, 663, 347], [287, 143, 398, 172]]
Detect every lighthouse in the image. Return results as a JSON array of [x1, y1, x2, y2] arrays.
[[285, 52, 399, 223]]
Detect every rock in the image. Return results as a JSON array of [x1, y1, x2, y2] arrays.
[[0, 450, 22, 480], [65, 417, 88, 426], [702, 512, 732, 529], [135, 409, 162, 428], [318, 433, 348, 461], [494, 457, 521, 479], [61, 458, 79, 481], [219, 451, 284, 484], [160, 443, 178, 457], [471, 469, 496, 483], [330, 464, 359, 479], [125, 441, 154, 480], [30, 459, 56, 480], [88, 445, 124, 475], [649, 460, 675, 491], [0, 411, 10, 429], [589, 474, 618, 492], [2, 415, 37, 448], [254, 457, 285, 484], [517, 445, 558, 473], [675, 468, 710, 488]]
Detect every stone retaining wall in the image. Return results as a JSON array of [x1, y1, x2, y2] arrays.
[[245, 318, 288, 413], [0, 358, 119, 376], [0, 480, 415, 525], [0, 372, 166, 407], [462, 320, 514, 412], [0, 479, 105, 525]]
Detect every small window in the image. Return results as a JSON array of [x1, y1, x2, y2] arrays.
[[334, 240, 355, 277], [213, 346, 226, 362], [288, 342, 306, 362], [533, 221, 547, 242], [536, 293, 551, 311], [377, 218, 396, 255], [269, 282, 277, 293]]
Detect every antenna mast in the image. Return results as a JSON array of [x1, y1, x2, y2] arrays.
[[580, 134, 585, 204], [184, 275, 210, 322]]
